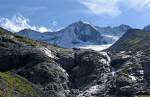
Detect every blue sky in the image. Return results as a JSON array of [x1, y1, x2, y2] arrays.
[[0, 0, 150, 32]]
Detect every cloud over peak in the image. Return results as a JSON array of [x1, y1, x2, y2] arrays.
[[124, 0, 150, 11], [0, 14, 52, 33]]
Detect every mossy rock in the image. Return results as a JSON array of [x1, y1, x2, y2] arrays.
[[0, 27, 8, 34], [0, 72, 42, 97], [0, 28, 34, 46], [14, 35, 36, 46]]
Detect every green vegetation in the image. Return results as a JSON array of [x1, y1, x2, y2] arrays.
[[0, 28, 7, 34], [0, 27, 35, 46], [127, 30, 150, 49], [15, 35, 36, 46], [128, 37, 142, 45], [138, 95, 150, 97], [0, 72, 38, 97]]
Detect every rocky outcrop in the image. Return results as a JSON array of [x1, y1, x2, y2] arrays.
[[0, 27, 113, 97], [109, 51, 145, 96], [0, 27, 150, 97], [107, 29, 150, 96]]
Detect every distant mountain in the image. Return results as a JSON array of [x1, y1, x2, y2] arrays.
[[95, 24, 131, 36], [143, 25, 150, 31], [47, 21, 105, 47], [17, 21, 131, 50], [17, 29, 52, 40]]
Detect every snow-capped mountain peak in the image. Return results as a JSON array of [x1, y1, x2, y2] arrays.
[[61, 21, 102, 43], [71, 20, 98, 30], [17, 21, 131, 51]]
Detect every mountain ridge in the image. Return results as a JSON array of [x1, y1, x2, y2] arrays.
[[17, 21, 131, 50], [108, 29, 150, 52]]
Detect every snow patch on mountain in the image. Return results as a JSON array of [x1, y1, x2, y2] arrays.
[[0, 14, 52, 32]]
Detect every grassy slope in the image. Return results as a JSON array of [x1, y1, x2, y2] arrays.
[[0, 72, 39, 97], [0, 27, 36, 46], [0, 28, 43, 97], [138, 95, 150, 97], [108, 29, 150, 52], [0, 27, 74, 97]]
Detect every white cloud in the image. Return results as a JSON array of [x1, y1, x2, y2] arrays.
[[0, 14, 52, 33], [122, 0, 150, 12], [38, 27, 50, 32], [79, 0, 150, 17], [79, 0, 121, 17]]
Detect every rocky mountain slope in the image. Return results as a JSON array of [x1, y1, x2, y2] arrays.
[[17, 21, 130, 50], [0, 27, 150, 97], [107, 29, 150, 96], [108, 29, 150, 52], [0, 27, 112, 97]]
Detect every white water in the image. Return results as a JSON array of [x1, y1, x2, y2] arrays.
[[40, 47, 55, 58], [78, 85, 103, 97], [129, 75, 136, 81]]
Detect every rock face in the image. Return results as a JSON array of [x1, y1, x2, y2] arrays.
[[0, 27, 113, 97], [0, 27, 150, 97], [108, 51, 145, 96], [108, 29, 150, 96], [0, 27, 44, 97]]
